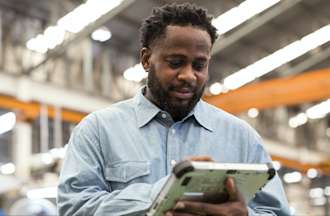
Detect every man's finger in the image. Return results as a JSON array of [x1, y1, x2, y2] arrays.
[[174, 201, 227, 216], [226, 177, 245, 202], [166, 210, 199, 216]]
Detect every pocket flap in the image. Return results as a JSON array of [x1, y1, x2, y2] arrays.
[[105, 161, 150, 183]]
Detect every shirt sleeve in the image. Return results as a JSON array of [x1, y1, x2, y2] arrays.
[[246, 127, 291, 216], [57, 114, 167, 216]]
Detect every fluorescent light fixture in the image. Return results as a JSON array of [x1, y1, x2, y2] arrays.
[[288, 99, 330, 128], [223, 25, 330, 90], [26, 186, 57, 199], [0, 163, 16, 175], [283, 171, 302, 183], [309, 187, 324, 199], [212, 0, 280, 35], [26, 26, 66, 54], [26, 0, 124, 53], [288, 113, 307, 128], [0, 112, 16, 135], [209, 82, 223, 95], [41, 153, 54, 165], [247, 108, 259, 118], [306, 99, 330, 119], [49, 146, 67, 159], [123, 63, 147, 82], [58, 0, 123, 33], [91, 27, 112, 42]]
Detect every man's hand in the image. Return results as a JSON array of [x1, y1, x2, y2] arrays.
[[165, 177, 248, 216]]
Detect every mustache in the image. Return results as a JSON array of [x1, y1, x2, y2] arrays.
[[168, 82, 196, 91]]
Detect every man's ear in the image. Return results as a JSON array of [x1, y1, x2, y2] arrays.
[[140, 47, 151, 72]]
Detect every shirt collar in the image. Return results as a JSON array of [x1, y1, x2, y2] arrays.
[[134, 87, 214, 131], [134, 87, 161, 128], [189, 99, 214, 132]]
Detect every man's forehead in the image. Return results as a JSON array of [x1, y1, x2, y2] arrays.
[[154, 25, 212, 54]]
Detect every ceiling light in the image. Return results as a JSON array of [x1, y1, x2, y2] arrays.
[[306, 99, 330, 119], [209, 82, 223, 95], [247, 108, 259, 118], [57, 0, 123, 33], [123, 63, 147, 82], [309, 187, 324, 199], [49, 146, 67, 159], [0, 163, 16, 175], [212, 0, 280, 35], [307, 168, 318, 179], [0, 112, 16, 135], [44, 26, 66, 49], [288, 112, 307, 128], [41, 153, 54, 165], [283, 171, 302, 183], [26, 0, 124, 53], [223, 25, 330, 90], [91, 27, 112, 42], [26, 26, 65, 53], [288, 99, 330, 128]]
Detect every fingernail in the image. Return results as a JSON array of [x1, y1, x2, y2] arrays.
[[174, 201, 185, 210]]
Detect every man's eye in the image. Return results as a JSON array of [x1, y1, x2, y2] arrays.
[[193, 61, 207, 71], [168, 60, 183, 69]]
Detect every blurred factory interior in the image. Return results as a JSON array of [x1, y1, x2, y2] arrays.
[[0, 0, 329, 215]]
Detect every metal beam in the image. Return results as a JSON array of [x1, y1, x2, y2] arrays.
[[203, 68, 330, 114], [211, 0, 303, 55], [0, 95, 85, 123], [264, 138, 330, 174], [265, 139, 328, 164], [0, 72, 112, 113], [23, 0, 135, 75]]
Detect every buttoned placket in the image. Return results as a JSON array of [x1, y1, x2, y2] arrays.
[[156, 111, 181, 174], [166, 122, 181, 174]]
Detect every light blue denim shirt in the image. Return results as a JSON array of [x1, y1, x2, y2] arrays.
[[57, 88, 290, 216]]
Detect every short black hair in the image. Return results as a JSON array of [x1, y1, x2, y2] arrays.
[[139, 3, 218, 48]]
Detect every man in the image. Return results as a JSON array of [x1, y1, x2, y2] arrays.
[[58, 3, 290, 216]]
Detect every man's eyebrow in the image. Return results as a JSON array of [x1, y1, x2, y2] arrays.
[[194, 57, 209, 61], [164, 54, 209, 60], [164, 54, 187, 58]]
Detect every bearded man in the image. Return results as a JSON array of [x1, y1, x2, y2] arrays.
[[58, 3, 290, 216]]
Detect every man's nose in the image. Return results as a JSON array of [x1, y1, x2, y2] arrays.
[[177, 65, 197, 84]]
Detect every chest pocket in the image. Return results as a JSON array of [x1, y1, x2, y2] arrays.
[[105, 161, 150, 191]]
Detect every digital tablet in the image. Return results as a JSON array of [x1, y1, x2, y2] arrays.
[[146, 160, 275, 216]]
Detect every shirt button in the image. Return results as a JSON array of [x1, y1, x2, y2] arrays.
[[161, 113, 167, 119], [171, 129, 176, 134], [171, 160, 177, 166]]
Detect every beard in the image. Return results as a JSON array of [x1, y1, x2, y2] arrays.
[[147, 66, 206, 121]]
